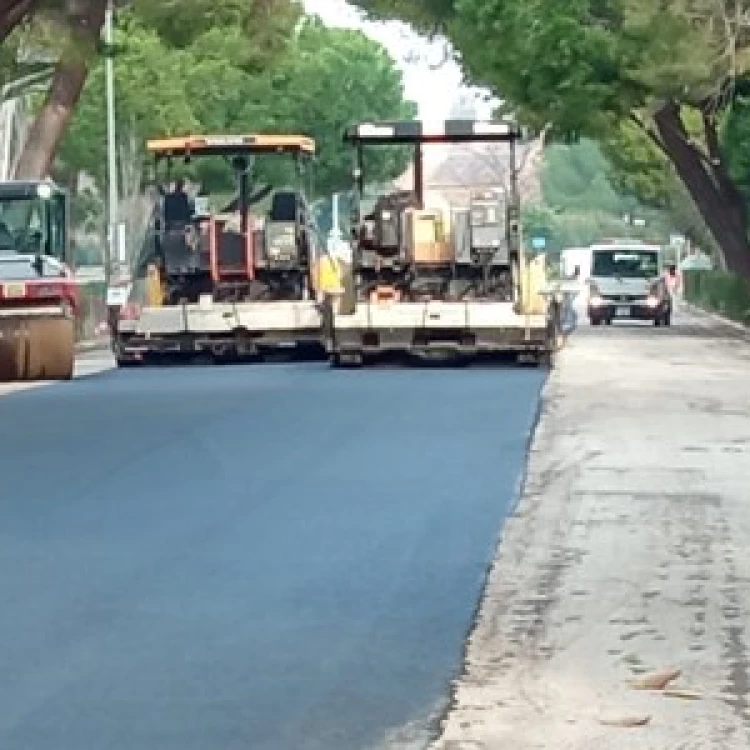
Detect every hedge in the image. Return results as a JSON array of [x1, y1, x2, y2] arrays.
[[683, 270, 750, 324]]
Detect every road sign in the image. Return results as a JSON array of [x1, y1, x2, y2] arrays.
[[531, 236, 546, 250]]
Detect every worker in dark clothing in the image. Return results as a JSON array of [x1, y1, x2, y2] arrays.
[[163, 178, 192, 228]]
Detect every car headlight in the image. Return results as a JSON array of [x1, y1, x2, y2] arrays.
[[645, 296, 659, 307], [589, 295, 604, 306]]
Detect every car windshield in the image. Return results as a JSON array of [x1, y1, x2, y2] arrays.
[[591, 248, 659, 279]]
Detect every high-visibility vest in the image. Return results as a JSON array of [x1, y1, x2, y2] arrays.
[[315, 254, 344, 294], [145, 264, 164, 307]]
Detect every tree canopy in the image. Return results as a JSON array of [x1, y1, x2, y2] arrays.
[[542, 139, 628, 216], [350, 0, 750, 276], [522, 138, 679, 256], [56, 5, 415, 200]]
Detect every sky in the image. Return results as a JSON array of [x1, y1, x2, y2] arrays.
[[301, 0, 493, 122]]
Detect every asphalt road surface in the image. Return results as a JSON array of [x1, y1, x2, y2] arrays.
[[0, 359, 545, 750]]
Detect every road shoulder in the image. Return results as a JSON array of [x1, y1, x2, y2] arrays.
[[432, 313, 750, 749], [0, 347, 114, 396]]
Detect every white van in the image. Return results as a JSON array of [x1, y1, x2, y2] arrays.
[[586, 241, 672, 326]]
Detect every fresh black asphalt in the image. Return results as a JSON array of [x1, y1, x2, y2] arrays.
[[0, 361, 545, 749]]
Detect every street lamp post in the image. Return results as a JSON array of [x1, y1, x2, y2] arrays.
[[104, 0, 118, 288]]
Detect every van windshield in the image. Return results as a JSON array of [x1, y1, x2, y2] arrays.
[[591, 248, 659, 279]]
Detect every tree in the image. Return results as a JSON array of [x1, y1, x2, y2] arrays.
[[59, 15, 201, 187], [59, 10, 416, 197], [5, 0, 302, 181], [270, 17, 416, 195], [349, 0, 453, 31], [132, 0, 300, 66], [14, 0, 106, 179], [721, 95, 750, 205], [520, 137, 675, 256], [55, 14, 204, 251], [49, 4, 415, 255], [543, 139, 629, 215], [0, 0, 37, 44], [349, 0, 750, 276]]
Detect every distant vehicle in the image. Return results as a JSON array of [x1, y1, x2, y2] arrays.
[[560, 246, 591, 283], [586, 240, 671, 326]]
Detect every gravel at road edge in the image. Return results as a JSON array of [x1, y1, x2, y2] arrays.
[[431, 312, 750, 749]]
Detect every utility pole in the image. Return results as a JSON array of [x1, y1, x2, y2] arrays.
[[327, 192, 342, 254], [104, 0, 117, 288], [331, 193, 341, 240]]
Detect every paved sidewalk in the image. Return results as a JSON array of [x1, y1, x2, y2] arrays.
[[75, 335, 111, 353], [432, 308, 750, 749]]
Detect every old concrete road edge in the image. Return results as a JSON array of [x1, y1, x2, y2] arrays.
[[430, 306, 750, 749]]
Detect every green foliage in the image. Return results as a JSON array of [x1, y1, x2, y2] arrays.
[[361, 0, 735, 139], [351, 0, 455, 31], [522, 204, 664, 257], [349, 0, 750, 273], [524, 138, 668, 254], [59, 16, 200, 187], [683, 270, 750, 323], [268, 17, 416, 196], [58, 4, 416, 203], [721, 96, 750, 205], [542, 138, 632, 214], [440, 0, 633, 140], [132, 0, 301, 62], [601, 121, 671, 208], [597, 119, 721, 253]]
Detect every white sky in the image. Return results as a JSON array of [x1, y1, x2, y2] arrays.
[[302, 0, 493, 121]]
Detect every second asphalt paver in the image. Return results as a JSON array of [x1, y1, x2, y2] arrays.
[[432, 306, 750, 749]]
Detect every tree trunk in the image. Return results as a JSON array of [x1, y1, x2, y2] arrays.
[[0, 0, 36, 43], [13, 0, 105, 180], [653, 101, 750, 277]]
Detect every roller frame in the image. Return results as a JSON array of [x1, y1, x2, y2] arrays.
[[0, 306, 75, 381]]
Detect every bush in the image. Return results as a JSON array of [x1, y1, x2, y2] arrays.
[[683, 270, 750, 323]]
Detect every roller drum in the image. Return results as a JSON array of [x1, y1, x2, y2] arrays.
[[0, 315, 74, 382]]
